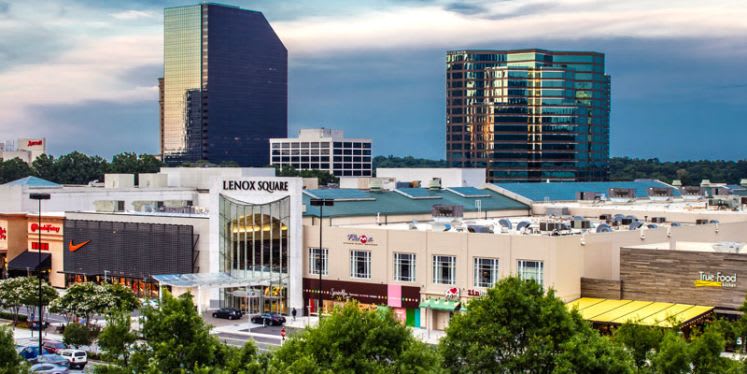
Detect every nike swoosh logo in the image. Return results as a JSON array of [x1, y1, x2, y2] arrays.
[[69, 240, 91, 252]]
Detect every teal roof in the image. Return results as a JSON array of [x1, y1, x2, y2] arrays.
[[303, 188, 529, 218], [3, 176, 60, 188], [494, 180, 678, 202]]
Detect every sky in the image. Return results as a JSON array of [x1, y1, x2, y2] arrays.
[[0, 0, 745, 161]]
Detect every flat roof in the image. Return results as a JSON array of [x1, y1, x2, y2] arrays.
[[494, 180, 678, 202], [567, 297, 714, 328], [303, 188, 529, 218], [625, 241, 745, 254]]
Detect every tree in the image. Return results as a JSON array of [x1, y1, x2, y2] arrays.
[[612, 322, 666, 369], [132, 291, 224, 373], [98, 311, 137, 367], [649, 331, 690, 374], [31, 154, 58, 182], [0, 277, 27, 325], [0, 325, 22, 374], [439, 277, 580, 373], [220, 341, 266, 373], [109, 152, 140, 174], [0, 157, 34, 184], [553, 329, 636, 374], [16, 276, 57, 323], [138, 154, 163, 174], [55, 151, 108, 185], [103, 283, 140, 313], [269, 301, 442, 373], [48, 282, 113, 326], [689, 324, 731, 374], [63, 322, 93, 346]]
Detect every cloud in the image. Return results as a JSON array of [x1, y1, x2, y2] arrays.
[[274, 0, 747, 56], [111, 10, 155, 20]]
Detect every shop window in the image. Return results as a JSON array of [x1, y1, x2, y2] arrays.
[[394, 253, 416, 282], [433, 255, 456, 285], [350, 250, 371, 279], [309, 248, 328, 275], [474, 257, 499, 288], [517, 260, 543, 286]]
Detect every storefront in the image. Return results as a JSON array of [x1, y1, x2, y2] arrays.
[[209, 178, 304, 315], [0, 213, 64, 286], [63, 219, 196, 297], [302, 278, 421, 327]]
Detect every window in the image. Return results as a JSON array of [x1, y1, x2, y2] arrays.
[[433, 255, 456, 285], [518, 260, 544, 286], [350, 250, 371, 279], [308, 248, 328, 275], [474, 258, 499, 288], [394, 253, 416, 282]]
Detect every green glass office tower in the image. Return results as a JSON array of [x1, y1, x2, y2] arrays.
[[446, 49, 610, 182], [162, 4, 287, 166]]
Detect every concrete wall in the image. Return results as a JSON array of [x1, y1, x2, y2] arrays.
[[534, 203, 747, 224], [376, 168, 486, 187], [160, 167, 275, 190]]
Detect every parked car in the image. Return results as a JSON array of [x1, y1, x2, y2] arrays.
[[16, 345, 52, 360], [212, 307, 243, 320], [42, 340, 67, 354], [250, 312, 286, 326], [29, 363, 69, 374], [59, 349, 87, 370]]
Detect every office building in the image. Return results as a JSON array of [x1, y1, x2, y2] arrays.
[[270, 128, 372, 177], [446, 49, 611, 183], [0, 138, 46, 164], [161, 3, 287, 166]]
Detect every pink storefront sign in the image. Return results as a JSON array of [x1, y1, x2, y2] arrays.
[[387, 284, 402, 308]]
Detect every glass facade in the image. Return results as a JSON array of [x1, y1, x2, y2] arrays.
[[394, 252, 416, 282], [163, 4, 287, 166], [517, 260, 544, 286], [433, 255, 456, 285], [219, 194, 290, 314], [474, 257, 499, 288], [446, 49, 610, 182]]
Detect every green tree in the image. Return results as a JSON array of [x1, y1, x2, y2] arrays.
[[0, 157, 34, 183], [0, 277, 27, 325], [0, 325, 22, 374], [553, 329, 636, 374], [103, 282, 140, 313], [109, 152, 140, 174], [689, 324, 731, 374], [269, 301, 442, 373], [439, 277, 580, 373], [138, 154, 163, 174], [16, 276, 57, 323], [48, 282, 113, 326], [63, 322, 93, 346], [221, 341, 266, 373], [98, 311, 137, 367], [649, 331, 690, 374], [133, 291, 223, 373], [55, 151, 108, 184], [612, 322, 666, 369], [31, 154, 58, 182]]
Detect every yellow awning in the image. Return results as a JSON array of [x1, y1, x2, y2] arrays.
[[566, 297, 714, 328]]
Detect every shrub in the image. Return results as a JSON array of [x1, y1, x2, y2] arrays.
[[63, 323, 92, 346]]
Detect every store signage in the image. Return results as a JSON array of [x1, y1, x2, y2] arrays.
[[27, 139, 43, 147], [345, 234, 375, 245], [222, 180, 288, 193], [445, 287, 460, 301], [330, 288, 351, 301], [694, 271, 737, 288], [31, 242, 49, 250], [68, 240, 91, 253], [30, 223, 60, 233], [0, 227, 6, 240], [466, 289, 485, 297]]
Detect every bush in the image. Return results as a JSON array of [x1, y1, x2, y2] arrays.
[[0, 311, 27, 322], [63, 323, 93, 346]]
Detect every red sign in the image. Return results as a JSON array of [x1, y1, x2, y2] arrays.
[[445, 287, 460, 301], [27, 140, 43, 147], [467, 289, 485, 297], [0, 227, 6, 240], [30, 223, 60, 233], [31, 242, 49, 250]]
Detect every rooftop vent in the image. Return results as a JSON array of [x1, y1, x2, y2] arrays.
[[671, 179, 682, 187], [369, 178, 383, 192], [428, 177, 442, 191], [741, 179, 747, 187], [700, 179, 711, 187]]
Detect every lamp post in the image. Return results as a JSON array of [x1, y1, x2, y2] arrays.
[[29, 192, 50, 350], [309, 198, 333, 320]]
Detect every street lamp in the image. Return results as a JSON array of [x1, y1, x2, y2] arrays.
[[29, 192, 50, 351], [309, 198, 333, 320]]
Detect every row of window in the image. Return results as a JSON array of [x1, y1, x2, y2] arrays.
[[271, 142, 372, 149], [308, 248, 543, 287]]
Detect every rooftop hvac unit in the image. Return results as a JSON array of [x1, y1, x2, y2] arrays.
[[695, 219, 709, 225], [498, 219, 512, 230], [596, 223, 612, 233], [599, 214, 612, 221], [540, 222, 562, 232], [608, 188, 635, 202], [672, 179, 682, 187], [571, 220, 591, 229], [712, 242, 744, 253], [467, 225, 494, 234], [576, 191, 601, 201], [700, 179, 711, 187], [516, 221, 531, 231], [648, 187, 673, 201], [369, 178, 383, 192], [651, 217, 667, 223], [741, 179, 747, 187], [545, 207, 569, 216], [428, 177, 442, 191]]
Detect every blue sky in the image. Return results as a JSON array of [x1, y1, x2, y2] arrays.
[[0, 0, 745, 161]]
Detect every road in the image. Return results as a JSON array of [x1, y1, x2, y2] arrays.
[[214, 331, 282, 352]]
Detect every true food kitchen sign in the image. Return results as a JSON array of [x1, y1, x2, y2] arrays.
[[694, 271, 738, 288], [345, 233, 377, 246]]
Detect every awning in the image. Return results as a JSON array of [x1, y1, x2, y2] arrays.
[[8, 251, 51, 271], [567, 297, 714, 328], [419, 298, 461, 311], [151, 272, 287, 289]]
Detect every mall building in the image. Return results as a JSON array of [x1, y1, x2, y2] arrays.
[[1, 169, 747, 332]]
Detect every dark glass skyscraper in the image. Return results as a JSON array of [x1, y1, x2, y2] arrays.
[[162, 4, 287, 166], [446, 49, 610, 182]]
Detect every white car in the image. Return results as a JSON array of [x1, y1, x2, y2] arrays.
[[58, 349, 87, 370]]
